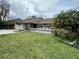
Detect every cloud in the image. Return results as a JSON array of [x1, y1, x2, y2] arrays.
[[8, 0, 79, 19], [9, 10, 16, 16], [9, 0, 59, 19]]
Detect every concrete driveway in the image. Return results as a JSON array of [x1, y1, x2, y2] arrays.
[[0, 30, 16, 35]]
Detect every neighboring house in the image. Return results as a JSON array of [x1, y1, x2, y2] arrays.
[[4, 16, 53, 31]]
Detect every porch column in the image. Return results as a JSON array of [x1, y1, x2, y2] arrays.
[[27, 24, 30, 31]]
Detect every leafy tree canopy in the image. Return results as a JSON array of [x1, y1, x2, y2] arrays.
[[53, 9, 79, 32]]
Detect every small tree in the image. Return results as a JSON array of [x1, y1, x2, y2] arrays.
[[53, 9, 79, 33]]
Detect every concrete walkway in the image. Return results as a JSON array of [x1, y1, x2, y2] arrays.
[[0, 30, 16, 35], [0, 29, 51, 35], [31, 30, 51, 34]]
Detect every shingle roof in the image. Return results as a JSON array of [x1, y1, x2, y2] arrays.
[[15, 16, 53, 24], [38, 19, 52, 24], [22, 20, 34, 23], [22, 16, 43, 24]]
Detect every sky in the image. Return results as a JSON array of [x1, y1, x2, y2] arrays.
[[8, 0, 79, 19]]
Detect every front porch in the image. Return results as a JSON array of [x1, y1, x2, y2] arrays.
[[25, 23, 52, 31]]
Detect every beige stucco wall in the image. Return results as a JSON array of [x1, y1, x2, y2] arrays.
[[15, 24, 26, 31]]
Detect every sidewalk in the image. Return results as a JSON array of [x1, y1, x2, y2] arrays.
[[0, 30, 16, 35], [31, 30, 51, 34]]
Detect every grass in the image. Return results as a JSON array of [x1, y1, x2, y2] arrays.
[[0, 32, 79, 59]]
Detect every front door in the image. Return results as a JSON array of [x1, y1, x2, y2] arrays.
[[32, 24, 37, 28]]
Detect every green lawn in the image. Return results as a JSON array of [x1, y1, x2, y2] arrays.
[[0, 32, 79, 59]]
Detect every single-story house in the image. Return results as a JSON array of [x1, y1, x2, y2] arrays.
[[14, 16, 52, 31], [4, 16, 53, 31]]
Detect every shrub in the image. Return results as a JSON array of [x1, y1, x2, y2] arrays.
[[52, 29, 67, 37], [52, 28, 78, 41], [65, 32, 77, 41]]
